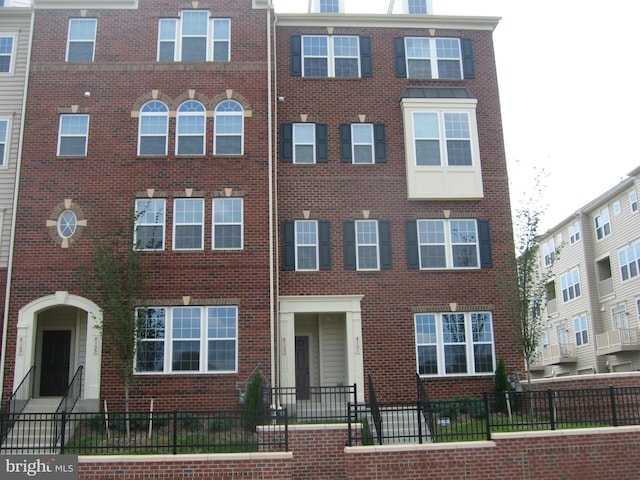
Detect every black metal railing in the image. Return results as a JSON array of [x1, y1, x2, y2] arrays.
[[348, 386, 640, 446], [1, 409, 288, 455], [53, 365, 84, 449], [8, 366, 36, 415], [270, 384, 356, 423]]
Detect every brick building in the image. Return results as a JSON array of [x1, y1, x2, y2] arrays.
[[0, 0, 518, 411]]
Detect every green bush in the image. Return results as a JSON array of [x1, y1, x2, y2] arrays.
[[178, 412, 203, 432], [243, 373, 265, 431], [208, 414, 233, 432], [434, 400, 461, 421], [494, 358, 509, 413]]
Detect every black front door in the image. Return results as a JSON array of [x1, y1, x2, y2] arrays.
[[40, 330, 71, 396], [295, 336, 310, 400]]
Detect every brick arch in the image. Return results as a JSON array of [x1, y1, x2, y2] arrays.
[[211, 90, 252, 113], [172, 91, 211, 112], [131, 91, 174, 113]]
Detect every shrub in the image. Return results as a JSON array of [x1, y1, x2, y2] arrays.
[[494, 358, 509, 413], [178, 412, 203, 432], [243, 373, 265, 431]]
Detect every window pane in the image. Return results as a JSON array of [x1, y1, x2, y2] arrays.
[[58, 211, 77, 238], [175, 226, 202, 249], [172, 341, 200, 371], [207, 307, 237, 372], [418, 345, 438, 375], [159, 43, 175, 61], [437, 59, 461, 79], [446, 140, 472, 166], [215, 137, 241, 155], [182, 38, 207, 61], [214, 225, 241, 249], [213, 42, 229, 62], [420, 245, 446, 268], [473, 344, 493, 373], [172, 307, 201, 371], [182, 11, 208, 35], [59, 137, 87, 156], [304, 58, 328, 76], [407, 59, 431, 79], [444, 344, 467, 374], [140, 137, 166, 156], [174, 199, 204, 249], [354, 145, 373, 164], [358, 246, 378, 269], [442, 314, 465, 343]]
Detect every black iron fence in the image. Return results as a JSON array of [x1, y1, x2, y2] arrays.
[[270, 384, 356, 423], [0, 409, 288, 455], [348, 386, 640, 446]]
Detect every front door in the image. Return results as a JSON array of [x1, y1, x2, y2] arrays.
[[295, 336, 310, 400], [40, 330, 71, 396]]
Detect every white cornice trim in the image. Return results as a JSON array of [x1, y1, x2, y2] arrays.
[[33, 0, 138, 9], [274, 13, 500, 31]]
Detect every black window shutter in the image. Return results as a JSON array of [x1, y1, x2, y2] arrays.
[[291, 35, 302, 77], [374, 124, 387, 163], [360, 36, 372, 77], [340, 124, 352, 163], [283, 221, 295, 270], [316, 123, 328, 163], [478, 219, 493, 268], [343, 221, 356, 270], [406, 221, 419, 269], [319, 221, 331, 270], [461, 38, 476, 79], [281, 123, 293, 162], [394, 37, 407, 78], [379, 221, 392, 270]]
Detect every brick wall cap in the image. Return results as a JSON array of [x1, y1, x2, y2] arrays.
[[79, 452, 293, 464], [345, 440, 495, 454], [493, 425, 640, 440]]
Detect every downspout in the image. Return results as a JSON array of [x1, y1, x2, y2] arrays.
[[0, 5, 35, 405]]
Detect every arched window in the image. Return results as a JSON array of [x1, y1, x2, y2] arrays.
[[214, 100, 243, 155], [138, 101, 169, 156], [176, 100, 206, 155]]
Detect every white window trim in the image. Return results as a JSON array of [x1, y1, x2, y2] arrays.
[[0, 117, 10, 167], [173, 198, 205, 250], [57, 114, 89, 157], [417, 219, 480, 270], [401, 98, 483, 200], [293, 123, 316, 164], [212, 197, 244, 250], [355, 219, 380, 271], [213, 100, 244, 156], [415, 311, 495, 377], [134, 198, 166, 251], [134, 306, 238, 375], [66, 18, 97, 62], [301, 35, 361, 78], [0, 35, 16, 75], [157, 13, 231, 62], [404, 37, 462, 79], [295, 219, 319, 271], [138, 101, 169, 156]]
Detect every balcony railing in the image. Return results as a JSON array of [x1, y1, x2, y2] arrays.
[[541, 343, 576, 365], [598, 277, 614, 298], [596, 328, 640, 356]]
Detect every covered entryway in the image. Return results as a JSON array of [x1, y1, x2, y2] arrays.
[[278, 295, 364, 406], [13, 292, 103, 408]]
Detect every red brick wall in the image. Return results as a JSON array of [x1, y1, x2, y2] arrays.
[[276, 23, 519, 401]]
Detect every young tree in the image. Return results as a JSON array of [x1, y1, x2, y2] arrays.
[[505, 169, 558, 388], [81, 213, 149, 439]]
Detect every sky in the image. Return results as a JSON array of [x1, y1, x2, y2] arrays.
[[273, 0, 640, 231]]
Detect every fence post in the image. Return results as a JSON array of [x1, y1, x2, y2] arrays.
[[59, 411, 66, 454], [417, 400, 423, 444], [172, 410, 177, 455], [547, 389, 555, 430], [284, 407, 289, 452], [609, 385, 618, 427], [347, 403, 352, 447], [483, 392, 491, 441]]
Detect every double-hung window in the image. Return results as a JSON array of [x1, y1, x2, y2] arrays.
[[214, 100, 243, 155], [158, 12, 230, 62], [66, 19, 97, 62], [176, 101, 206, 155], [212, 198, 243, 250], [630, 191, 638, 213], [173, 198, 204, 250], [134, 198, 166, 250], [135, 306, 238, 374], [0, 36, 15, 73], [413, 111, 472, 166], [619, 240, 640, 281], [344, 220, 391, 271], [561, 267, 581, 302], [569, 221, 581, 244], [542, 239, 556, 266], [340, 123, 387, 164], [281, 123, 328, 164], [404, 37, 463, 79], [415, 219, 480, 269], [415, 312, 494, 376], [594, 208, 611, 240], [290, 35, 372, 78], [283, 220, 331, 271], [355, 220, 380, 271], [574, 314, 588, 346], [138, 101, 169, 156], [0, 118, 8, 166], [57, 115, 89, 156], [407, 0, 428, 14]]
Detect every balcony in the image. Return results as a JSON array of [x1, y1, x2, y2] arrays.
[[540, 343, 576, 366], [596, 328, 640, 356], [598, 277, 614, 298], [546, 298, 558, 316]]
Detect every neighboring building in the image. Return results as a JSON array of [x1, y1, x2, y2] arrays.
[[0, 0, 31, 381], [0, 0, 517, 410], [531, 167, 640, 378]]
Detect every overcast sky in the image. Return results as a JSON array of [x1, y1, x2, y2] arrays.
[[273, 0, 640, 231]]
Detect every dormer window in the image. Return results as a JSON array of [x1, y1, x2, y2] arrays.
[[310, 0, 344, 13]]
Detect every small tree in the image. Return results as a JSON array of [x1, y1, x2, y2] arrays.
[[81, 215, 148, 440], [494, 358, 509, 412], [243, 373, 265, 431], [503, 168, 558, 388]]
